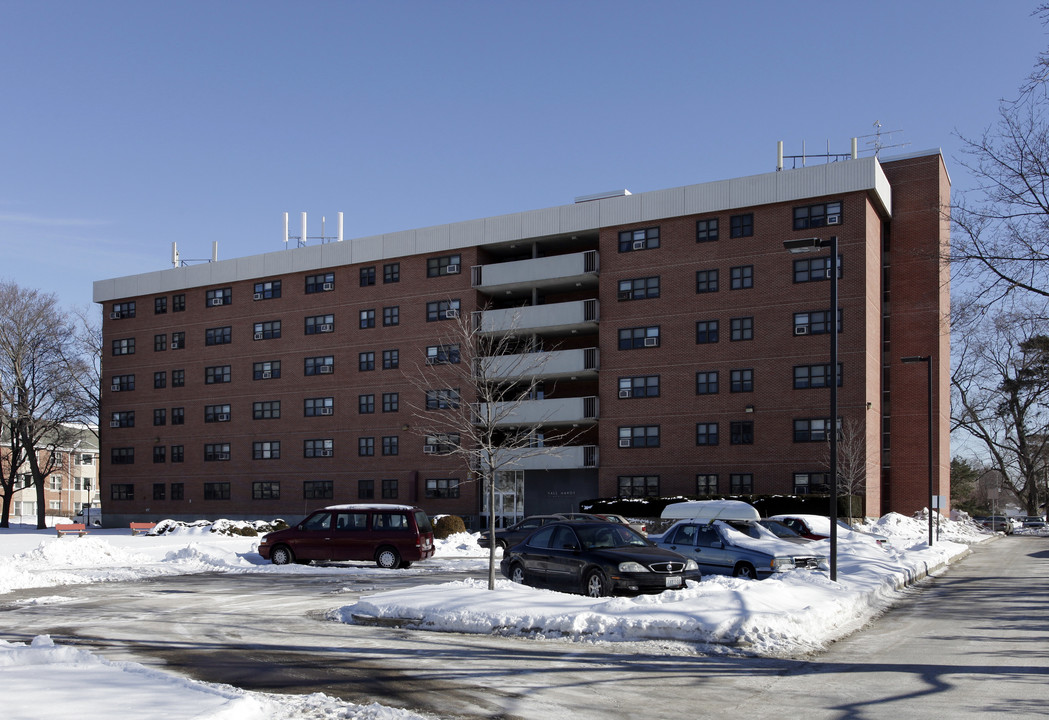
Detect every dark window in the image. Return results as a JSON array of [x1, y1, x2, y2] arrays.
[[305, 273, 335, 294], [383, 349, 399, 369], [425, 478, 460, 498], [730, 317, 753, 341], [306, 315, 335, 334], [154, 334, 167, 352], [794, 418, 837, 442], [110, 411, 134, 428], [204, 404, 231, 423], [730, 474, 753, 493], [794, 363, 842, 389], [205, 288, 232, 307], [204, 443, 231, 461], [253, 321, 281, 340], [696, 371, 719, 395], [617, 276, 660, 301], [304, 439, 334, 458], [427, 255, 461, 277], [696, 474, 718, 494], [730, 369, 754, 393], [618, 375, 659, 398], [360, 267, 376, 286], [793, 201, 842, 230], [171, 481, 184, 497], [382, 479, 398, 499], [253, 401, 280, 420], [172, 369, 185, 387], [384, 263, 400, 283], [154, 297, 167, 314], [618, 475, 659, 497], [204, 482, 231, 500], [730, 213, 753, 238], [171, 407, 184, 425], [252, 441, 280, 460], [111, 448, 135, 464], [110, 302, 135, 319], [112, 338, 135, 356], [382, 392, 399, 413], [618, 227, 660, 252], [253, 280, 281, 299], [172, 294, 185, 312], [696, 423, 719, 446], [111, 374, 135, 392], [793, 472, 831, 494], [253, 481, 280, 499], [253, 360, 281, 380], [793, 310, 841, 336], [618, 326, 660, 350], [205, 365, 231, 384], [425, 388, 460, 410], [730, 421, 754, 445], [304, 480, 334, 499], [153, 371, 167, 389], [618, 425, 659, 448], [730, 265, 753, 290], [794, 255, 842, 283], [696, 269, 719, 293], [358, 479, 375, 499], [426, 345, 460, 365], [304, 356, 334, 375], [383, 306, 399, 326], [152, 447, 166, 464], [696, 320, 719, 344], [171, 331, 185, 349], [382, 436, 399, 456], [304, 397, 334, 416], [110, 483, 134, 500], [359, 309, 375, 329], [426, 299, 461, 322], [153, 408, 166, 426], [359, 394, 375, 414], [205, 326, 231, 345], [359, 352, 375, 371], [696, 218, 719, 242]]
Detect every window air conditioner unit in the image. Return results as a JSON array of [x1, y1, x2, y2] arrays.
[[794, 326, 808, 335], [322, 282, 334, 291], [826, 214, 840, 225], [444, 309, 459, 319], [217, 413, 229, 422], [632, 240, 646, 250], [318, 365, 333, 373], [423, 445, 437, 454], [110, 384, 121, 392], [425, 356, 437, 365], [253, 293, 263, 300], [261, 371, 272, 379], [319, 323, 333, 333], [109, 312, 120, 320], [210, 298, 224, 306], [618, 438, 632, 448], [218, 452, 230, 460], [445, 264, 459, 274], [319, 407, 333, 415], [253, 332, 263, 340], [319, 449, 333, 457], [617, 290, 632, 301], [643, 337, 658, 347], [171, 341, 180, 348], [618, 388, 632, 399], [110, 420, 121, 428]]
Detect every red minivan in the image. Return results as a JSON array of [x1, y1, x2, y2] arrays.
[[258, 504, 435, 568]]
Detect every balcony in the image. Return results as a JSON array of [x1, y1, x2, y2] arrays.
[[473, 299, 599, 336], [483, 445, 599, 471], [475, 396, 599, 427], [478, 347, 598, 381], [471, 250, 599, 295]]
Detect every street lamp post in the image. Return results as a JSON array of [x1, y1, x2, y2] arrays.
[[901, 355, 933, 546], [784, 235, 838, 581]]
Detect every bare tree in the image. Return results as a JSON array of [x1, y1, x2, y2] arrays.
[[0, 281, 83, 528], [402, 304, 577, 589], [64, 305, 102, 432], [951, 306, 1049, 516], [823, 416, 873, 522]]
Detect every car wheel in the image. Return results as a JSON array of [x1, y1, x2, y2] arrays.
[[270, 545, 294, 566], [733, 562, 757, 579], [375, 546, 401, 569], [497, 540, 508, 551], [509, 562, 526, 584], [584, 569, 610, 597]]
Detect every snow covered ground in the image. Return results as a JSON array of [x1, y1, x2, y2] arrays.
[[0, 513, 1015, 719]]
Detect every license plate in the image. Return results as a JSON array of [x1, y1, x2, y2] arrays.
[[665, 576, 682, 587]]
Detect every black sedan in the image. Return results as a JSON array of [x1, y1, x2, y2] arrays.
[[499, 521, 700, 597]]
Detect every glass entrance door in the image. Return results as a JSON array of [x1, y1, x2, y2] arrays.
[[481, 470, 524, 530]]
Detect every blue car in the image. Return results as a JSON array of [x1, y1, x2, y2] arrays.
[[654, 519, 827, 579]]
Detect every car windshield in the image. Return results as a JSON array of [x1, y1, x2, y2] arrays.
[[577, 524, 648, 550]]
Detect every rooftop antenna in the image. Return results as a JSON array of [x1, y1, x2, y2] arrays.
[[171, 241, 218, 267], [859, 121, 909, 158], [283, 212, 344, 248]]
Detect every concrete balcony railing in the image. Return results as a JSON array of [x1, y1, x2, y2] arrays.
[[471, 250, 599, 295], [473, 299, 598, 336], [477, 347, 598, 381], [475, 396, 599, 427], [483, 445, 599, 471]]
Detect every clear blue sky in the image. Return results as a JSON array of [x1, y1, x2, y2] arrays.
[[2, 0, 1045, 310]]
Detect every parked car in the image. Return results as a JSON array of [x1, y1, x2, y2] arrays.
[[1019, 515, 1047, 529], [654, 519, 827, 579], [977, 515, 1014, 534], [500, 521, 700, 597], [595, 513, 648, 536], [770, 514, 889, 545], [755, 519, 812, 544], [478, 514, 602, 549], [258, 504, 435, 568]]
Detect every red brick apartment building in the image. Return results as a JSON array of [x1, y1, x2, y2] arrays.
[[93, 150, 950, 529]]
